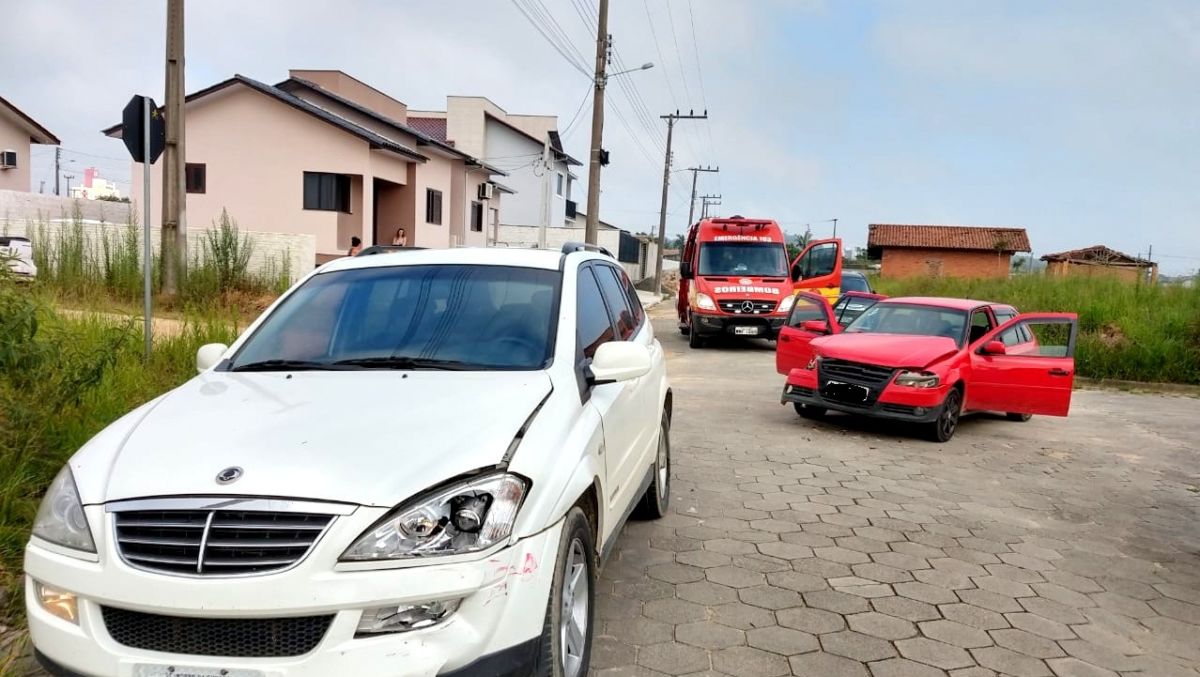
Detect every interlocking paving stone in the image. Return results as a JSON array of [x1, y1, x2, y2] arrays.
[[821, 630, 898, 662], [636, 642, 712, 675], [868, 658, 950, 677], [970, 647, 1052, 676], [711, 602, 775, 630], [1004, 612, 1076, 641], [710, 645, 790, 677], [777, 606, 847, 634], [745, 625, 819, 655], [957, 589, 1024, 614], [676, 621, 746, 649], [919, 620, 994, 648], [896, 582, 962, 605], [989, 628, 1066, 659], [1043, 657, 1118, 677], [580, 312, 1200, 677], [789, 651, 871, 677], [805, 589, 872, 614], [848, 611, 919, 640], [897, 638, 975, 670]]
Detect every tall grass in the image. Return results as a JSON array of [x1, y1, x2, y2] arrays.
[[875, 275, 1200, 384], [0, 281, 239, 641], [25, 207, 294, 314]]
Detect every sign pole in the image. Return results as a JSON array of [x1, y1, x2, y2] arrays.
[[142, 97, 153, 358]]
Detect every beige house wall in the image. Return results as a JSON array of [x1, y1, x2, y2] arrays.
[[0, 114, 32, 192], [131, 83, 416, 259]]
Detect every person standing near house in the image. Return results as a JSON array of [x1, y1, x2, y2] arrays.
[[391, 228, 407, 247], [348, 236, 362, 256]]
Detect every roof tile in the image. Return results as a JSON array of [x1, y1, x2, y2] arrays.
[[868, 224, 1031, 252]]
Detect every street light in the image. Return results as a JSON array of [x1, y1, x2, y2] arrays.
[[608, 62, 654, 79]]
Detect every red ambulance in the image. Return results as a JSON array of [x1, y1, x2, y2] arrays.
[[676, 216, 843, 347]]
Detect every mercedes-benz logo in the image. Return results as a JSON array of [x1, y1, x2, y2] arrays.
[[740, 300, 756, 313], [215, 467, 244, 485]]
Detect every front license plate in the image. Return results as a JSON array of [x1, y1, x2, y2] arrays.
[[133, 666, 264, 677], [733, 326, 761, 335], [823, 380, 870, 403]]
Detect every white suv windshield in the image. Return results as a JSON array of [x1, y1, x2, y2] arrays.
[[229, 265, 559, 371], [844, 303, 968, 345]]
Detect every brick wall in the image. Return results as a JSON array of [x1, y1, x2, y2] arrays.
[[880, 247, 1012, 279], [1045, 260, 1151, 284]]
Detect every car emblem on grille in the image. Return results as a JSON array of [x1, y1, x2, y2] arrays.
[[215, 466, 244, 484], [740, 300, 756, 313]]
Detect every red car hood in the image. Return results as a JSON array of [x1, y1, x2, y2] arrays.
[[812, 333, 960, 369]]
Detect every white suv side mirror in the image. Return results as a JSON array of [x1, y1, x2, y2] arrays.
[[196, 343, 229, 373], [589, 342, 651, 384]]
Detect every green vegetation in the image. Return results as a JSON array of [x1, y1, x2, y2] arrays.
[[0, 281, 238, 652], [875, 275, 1200, 384], [14, 207, 293, 317]]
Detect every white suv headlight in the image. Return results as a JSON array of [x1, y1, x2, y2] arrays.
[[32, 466, 95, 554], [341, 473, 528, 561]]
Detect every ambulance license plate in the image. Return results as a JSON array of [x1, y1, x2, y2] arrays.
[[733, 326, 761, 336], [133, 666, 264, 677]]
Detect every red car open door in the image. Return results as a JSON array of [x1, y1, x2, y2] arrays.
[[967, 313, 1079, 416], [775, 292, 835, 375]]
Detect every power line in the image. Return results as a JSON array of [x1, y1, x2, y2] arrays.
[[509, 0, 591, 77], [687, 0, 719, 188], [561, 82, 594, 139]]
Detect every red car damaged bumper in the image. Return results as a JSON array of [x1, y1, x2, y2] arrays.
[[781, 367, 949, 423]]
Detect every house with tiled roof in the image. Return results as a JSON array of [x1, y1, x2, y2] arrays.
[[1041, 245, 1157, 284], [104, 70, 510, 262], [0, 95, 60, 192], [409, 96, 581, 239], [867, 224, 1032, 279]]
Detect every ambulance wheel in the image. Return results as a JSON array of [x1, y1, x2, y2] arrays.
[[688, 328, 704, 349]]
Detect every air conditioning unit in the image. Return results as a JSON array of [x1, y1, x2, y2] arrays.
[[477, 182, 495, 200], [0, 150, 16, 169]]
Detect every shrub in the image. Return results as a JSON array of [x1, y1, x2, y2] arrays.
[[0, 283, 238, 635]]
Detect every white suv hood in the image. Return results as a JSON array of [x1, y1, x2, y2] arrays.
[[79, 370, 552, 507]]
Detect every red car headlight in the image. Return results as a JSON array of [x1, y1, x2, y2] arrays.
[[894, 370, 940, 388]]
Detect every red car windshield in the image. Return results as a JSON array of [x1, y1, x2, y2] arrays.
[[844, 303, 967, 345]]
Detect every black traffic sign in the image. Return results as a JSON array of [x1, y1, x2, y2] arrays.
[[121, 95, 166, 164]]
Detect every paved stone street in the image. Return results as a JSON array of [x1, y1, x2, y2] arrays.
[[591, 306, 1200, 677]]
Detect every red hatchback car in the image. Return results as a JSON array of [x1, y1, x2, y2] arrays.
[[776, 294, 1078, 442]]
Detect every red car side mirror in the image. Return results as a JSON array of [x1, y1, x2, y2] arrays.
[[983, 340, 1007, 355], [801, 320, 830, 334]]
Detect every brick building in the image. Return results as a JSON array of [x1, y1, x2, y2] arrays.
[[868, 224, 1031, 279], [1041, 245, 1157, 284]]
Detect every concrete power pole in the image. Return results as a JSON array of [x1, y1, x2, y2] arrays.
[[537, 136, 551, 249], [653, 111, 707, 295], [54, 147, 61, 196], [685, 166, 719, 230], [161, 0, 187, 295], [583, 0, 610, 245], [699, 194, 722, 219]]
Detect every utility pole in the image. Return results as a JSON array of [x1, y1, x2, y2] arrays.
[[832, 218, 838, 238], [161, 0, 186, 295], [54, 147, 61, 196], [537, 136, 551, 248], [685, 165, 719, 230], [64, 174, 75, 196], [584, 0, 610, 245], [699, 194, 721, 219], [654, 110, 708, 295]]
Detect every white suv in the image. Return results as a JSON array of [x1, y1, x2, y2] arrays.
[[26, 244, 671, 677]]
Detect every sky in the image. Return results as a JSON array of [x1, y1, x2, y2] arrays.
[[3, 0, 1198, 274]]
